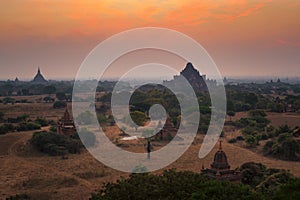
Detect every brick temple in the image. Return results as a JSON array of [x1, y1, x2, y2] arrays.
[[57, 108, 76, 136], [201, 140, 241, 182], [163, 62, 216, 93]]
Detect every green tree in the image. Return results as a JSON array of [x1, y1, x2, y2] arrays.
[[227, 110, 235, 121], [245, 135, 258, 147], [130, 111, 148, 131], [56, 92, 66, 101], [30, 131, 81, 156], [273, 179, 300, 200]]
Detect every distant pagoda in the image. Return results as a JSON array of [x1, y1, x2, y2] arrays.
[[32, 67, 48, 84], [201, 140, 241, 182], [163, 62, 216, 93]]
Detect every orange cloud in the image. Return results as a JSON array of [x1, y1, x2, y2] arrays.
[[0, 0, 275, 39], [213, 1, 271, 22]]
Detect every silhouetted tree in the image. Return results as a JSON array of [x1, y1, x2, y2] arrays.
[[56, 92, 66, 101], [227, 110, 235, 121]]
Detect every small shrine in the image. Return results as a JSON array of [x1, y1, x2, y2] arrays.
[[57, 108, 76, 136], [201, 140, 241, 182]]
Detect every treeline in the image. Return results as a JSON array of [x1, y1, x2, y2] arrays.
[[225, 81, 300, 95], [0, 81, 73, 96], [0, 80, 127, 97], [90, 163, 299, 200], [226, 83, 300, 113]]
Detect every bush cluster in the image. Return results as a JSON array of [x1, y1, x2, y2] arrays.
[[30, 131, 81, 156]]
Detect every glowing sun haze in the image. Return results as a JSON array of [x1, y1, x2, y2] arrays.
[[0, 0, 299, 80]]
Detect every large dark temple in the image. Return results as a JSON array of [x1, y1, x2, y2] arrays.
[[163, 62, 216, 93], [32, 67, 48, 84], [201, 141, 241, 182]]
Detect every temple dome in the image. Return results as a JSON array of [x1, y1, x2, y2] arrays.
[[210, 141, 230, 170], [201, 140, 240, 182]]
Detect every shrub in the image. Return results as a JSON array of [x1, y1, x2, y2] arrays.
[[0, 124, 15, 134], [49, 125, 57, 132], [261, 133, 268, 140], [242, 126, 259, 135], [263, 141, 274, 154], [228, 138, 237, 143], [245, 135, 259, 147], [34, 117, 48, 127], [236, 136, 244, 141], [16, 122, 40, 132], [53, 101, 66, 109], [277, 125, 292, 135], [30, 131, 81, 156]]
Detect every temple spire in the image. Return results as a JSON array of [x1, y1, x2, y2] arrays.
[[219, 140, 222, 150], [32, 66, 47, 83]]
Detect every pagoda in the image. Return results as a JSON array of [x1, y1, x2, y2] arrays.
[[57, 108, 76, 136], [32, 67, 48, 84], [163, 62, 215, 93], [201, 140, 241, 182]]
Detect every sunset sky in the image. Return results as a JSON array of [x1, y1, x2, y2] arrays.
[[0, 0, 299, 80]]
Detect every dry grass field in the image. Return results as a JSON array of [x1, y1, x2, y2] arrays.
[[1, 100, 300, 199]]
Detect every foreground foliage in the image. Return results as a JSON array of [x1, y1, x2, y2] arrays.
[[90, 166, 299, 200], [90, 170, 261, 200]]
